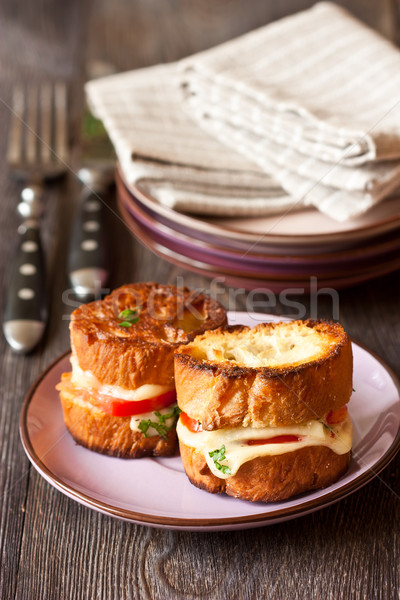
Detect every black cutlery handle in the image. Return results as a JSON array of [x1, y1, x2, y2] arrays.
[[3, 224, 47, 353], [68, 187, 110, 297]]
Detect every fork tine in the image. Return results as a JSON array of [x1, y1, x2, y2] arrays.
[[7, 81, 68, 179], [6, 86, 24, 167], [40, 82, 53, 164], [54, 82, 68, 163], [25, 85, 39, 165]]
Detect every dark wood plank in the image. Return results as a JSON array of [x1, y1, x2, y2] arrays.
[[85, 0, 397, 73], [0, 88, 42, 600]]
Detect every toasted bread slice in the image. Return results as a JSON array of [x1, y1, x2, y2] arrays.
[[71, 282, 227, 389], [59, 282, 227, 458], [174, 320, 353, 429], [59, 378, 177, 458], [179, 441, 351, 502]]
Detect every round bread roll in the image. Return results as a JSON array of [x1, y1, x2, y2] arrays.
[[174, 319, 353, 502], [58, 282, 227, 458], [179, 441, 351, 502], [174, 320, 353, 430], [71, 282, 227, 389]]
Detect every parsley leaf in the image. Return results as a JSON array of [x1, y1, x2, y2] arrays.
[[209, 445, 231, 475], [118, 308, 139, 327], [318, 417, 331, 431], [138, 406, 181, 440], [119, 309, 138, 319]]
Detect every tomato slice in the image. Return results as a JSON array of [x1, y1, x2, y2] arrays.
[[326, 405, 348, 425], [99, 389, 177, 417], [180, 411, 203, 432], [246, 435, 301, 446]]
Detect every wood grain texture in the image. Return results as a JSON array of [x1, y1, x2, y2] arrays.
[[0, 1, 400, 599]]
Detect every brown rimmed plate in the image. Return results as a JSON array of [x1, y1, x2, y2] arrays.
[[118, 196, 400, 291], [120, 167, 400, 253], [20, 312, 400, 531], [117, 172, 400, 276]]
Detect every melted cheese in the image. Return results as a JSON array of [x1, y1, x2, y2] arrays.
[[60, 387, 104, 413], [130, 405, 178, 435], [70, 354, 172, 401], [61, 381, 177, 434], [176, 415, 353, 479]]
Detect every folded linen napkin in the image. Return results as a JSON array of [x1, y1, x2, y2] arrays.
[[86, 65, 299, 217], [179, 1, 400, 221], [86, 2, 400, 223]]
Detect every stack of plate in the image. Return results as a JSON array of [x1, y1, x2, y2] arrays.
[[116, 167, 400, 292]]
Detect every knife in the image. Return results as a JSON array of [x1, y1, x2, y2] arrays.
[[3, 188, 47, 353], [68, 109, 115, 298]]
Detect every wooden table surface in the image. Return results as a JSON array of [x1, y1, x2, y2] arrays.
[[1, 1, 399, 598]]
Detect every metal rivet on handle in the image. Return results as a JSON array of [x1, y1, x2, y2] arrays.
[[21, 241, 39, 252], [19, 263, 37, 275], [85, 200, 101, 212], [18, 288, 35, 300], [81, 239, 98, 251], [83, 220, 100, 232]]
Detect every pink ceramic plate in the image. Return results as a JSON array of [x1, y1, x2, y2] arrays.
[[20, 313, 400, 531], [118, 197, 400, 292], [119, 168, 400, 252], [118, 176, 400, 275]]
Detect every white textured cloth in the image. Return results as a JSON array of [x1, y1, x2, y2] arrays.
[[86, 2, 400, 222], [179, 2, 400, 221], [86, 65, 298, 217]]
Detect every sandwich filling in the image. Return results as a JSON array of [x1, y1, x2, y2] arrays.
[[57, 353, 178, 437], [70, 354, 172, 402], [177, 410, 352, 479]]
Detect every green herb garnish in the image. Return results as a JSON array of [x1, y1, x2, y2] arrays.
[[318, 417, 331, 431], [118, 309, 139, 328], [209, 445, 231, 475], [138, 406, 181, 440]]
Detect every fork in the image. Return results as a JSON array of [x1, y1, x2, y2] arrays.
[[3, 82, 68, 353]]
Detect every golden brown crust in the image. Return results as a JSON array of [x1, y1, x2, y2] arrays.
[[60, 389, 177, 458], [71, 282, 227, 388], [179, 441, 351, 502], [174, 320, 353, 428]]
